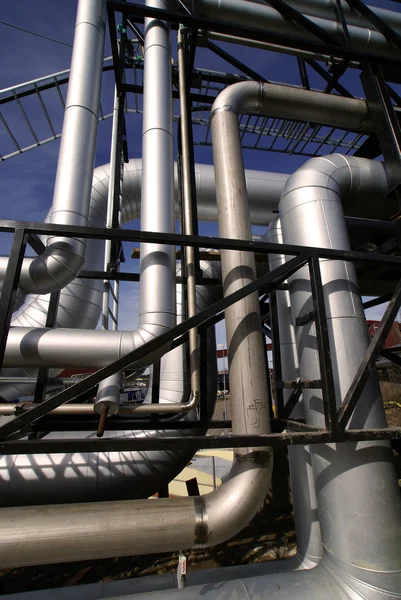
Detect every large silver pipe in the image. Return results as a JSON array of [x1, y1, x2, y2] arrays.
[[138, 0, 175, 341], [183, 81, 400, 596], [265, 218, 322, 570], [279, 154, 401, 596], [189, 0, 398, 62], [0, 260, 220, 507], [9, 0, 106, 295], [0, 86, 275, 567]]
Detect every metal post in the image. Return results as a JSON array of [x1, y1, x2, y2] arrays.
[[212, 455, 216, 490], [33, 290, 60, 404], [309, 256, 338, 436], [0, 229, 27, 370]]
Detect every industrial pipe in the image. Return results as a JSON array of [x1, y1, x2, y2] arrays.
[[0, 259, 221, 506], [265, 218, 323, 569], [3, 0, 106, 295], [178, 25, 200, 406], [279, 154, 401, 596], [186, 0, 397, 62]]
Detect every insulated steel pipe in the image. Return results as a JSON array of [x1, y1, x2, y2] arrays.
[[277, 0, 401, 33], [279, 154, 401, 597], [186, 0, 397, 62], [201, 81, 401, 597], [11, 0, 106, 295], [0, 260, 221, 506], [265, 218, 322, 570], [0, 83, 378, 374], [138, 0, 176, 340]]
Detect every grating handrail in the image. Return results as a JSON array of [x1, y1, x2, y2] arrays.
[[1, 61, 370, 162]]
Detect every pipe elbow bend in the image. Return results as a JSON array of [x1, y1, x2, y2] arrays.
[[125, 324, 173, 369], [20, 240, 86, 295], [194, 451, 273, 548], [211, 81, 263, 119]]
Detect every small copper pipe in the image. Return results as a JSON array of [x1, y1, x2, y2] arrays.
[[96, 403, 109, 438]]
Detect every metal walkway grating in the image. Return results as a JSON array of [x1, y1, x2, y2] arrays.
[[1, 61, 369, 162]]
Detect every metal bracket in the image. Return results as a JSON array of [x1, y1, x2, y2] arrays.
[[361, 63, 401, 193]]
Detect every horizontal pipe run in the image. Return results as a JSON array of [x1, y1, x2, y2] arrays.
[[0, 397, 199, 416], [108, 0, 401, 68]]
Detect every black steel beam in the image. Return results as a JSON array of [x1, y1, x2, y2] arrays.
[[309, 256, 337, 435], [151, 360, 161, 404], [353, 133, 381, 159], [363, 294, 392, 309], [361, 64, 401, 190], [306, 59, 354, 98], [297, 57, 310, 90], [33, 291, 60, 404], [126, 18, 144, 46], [206, 40, 268, 83], [263, 0, 341, 46], [332, 0, 350, 46], [279, 382, 302, 420], [380, 348, 401, 368], [124, 82, 216, 105], [0, 229, 27, 370], [2, 220, 401, 266], [107, 5, 124, 96], [323, 60, 349, 95], [19, 419, 232, 432], [344, 0, 401, 51], [0, 252, 309, 440], [337, 276, 401, 430], [2, 426, 401, 454], [270, 290, 284, 416], [26, 233, 45, 255], [107, 0, 401, 68]]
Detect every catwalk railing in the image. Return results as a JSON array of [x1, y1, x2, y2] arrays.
[[0, 220, 400, 454]]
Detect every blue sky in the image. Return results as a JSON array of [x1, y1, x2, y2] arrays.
[[0, 0, 399, 362]]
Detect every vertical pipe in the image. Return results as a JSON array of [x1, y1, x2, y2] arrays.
[[139, 0, 176, 334], [177, 26, 200, 400], [279, 155, 401, 594], [30, 0, 107, 292], [98, 85, 123, 416], [211, 105, 271, 457], [102, 89, 120, 331], [265, 218, 323, 569]]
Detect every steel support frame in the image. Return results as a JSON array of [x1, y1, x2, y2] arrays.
[[361, 63, 401, 191], [0, 218, 401, 449], [106, 1, 401, 69], [4, 0, 401, 451], [32, 290, 60, 404]]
